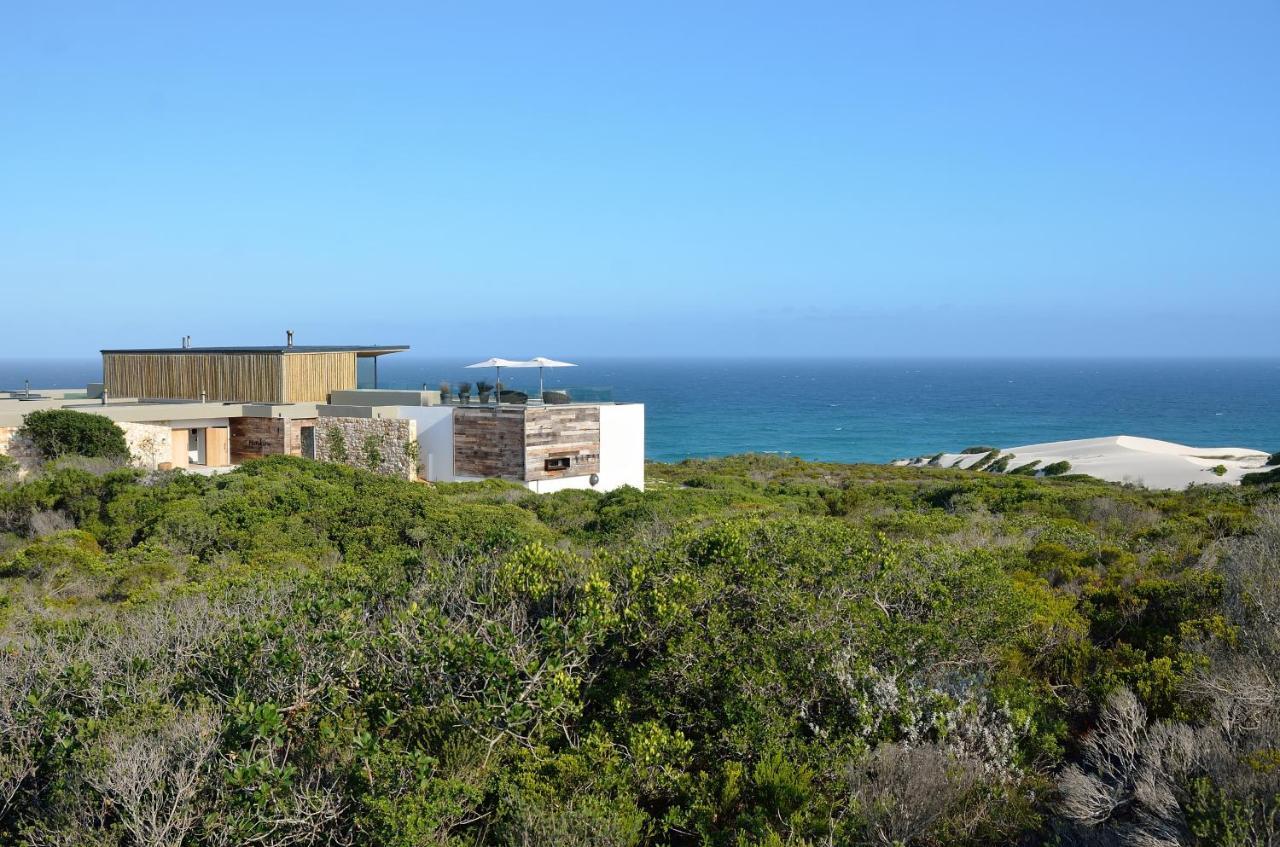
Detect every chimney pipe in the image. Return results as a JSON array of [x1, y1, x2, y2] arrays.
[[286, 330, 294, 348]]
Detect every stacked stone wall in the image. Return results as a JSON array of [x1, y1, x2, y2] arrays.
[[314, 416, 416, 479]]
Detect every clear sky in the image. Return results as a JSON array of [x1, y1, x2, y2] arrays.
[[2, 1, 1277, 358]]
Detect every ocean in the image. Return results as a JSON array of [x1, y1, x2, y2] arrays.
[[3, 357, 1278, 463]]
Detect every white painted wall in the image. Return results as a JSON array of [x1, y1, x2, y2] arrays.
[[599, 403, 645, 492], [395, 406, 455, 481]]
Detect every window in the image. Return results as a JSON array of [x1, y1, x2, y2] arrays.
[[544, 457, 571, 472], [300, 426, 315, 459]]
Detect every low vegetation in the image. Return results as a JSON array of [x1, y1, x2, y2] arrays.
[[17, 408, 130, 461], [1, 450, 1278, 845], [1042, 460, 1072, 476]]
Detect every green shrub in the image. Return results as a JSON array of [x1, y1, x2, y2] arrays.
[[1210, 464, 1227, 477], [1010, 460, 1041, 476], [0, 454, 17, 482], [986, 454, 1014, 473], [1042, 460, 1072, 477], [18, 409, 129, 461], [1242, 466, 1280, 486], [961, 445, 997, 454], [969, 449, 1001, 471], [1269, 452, 1280, 466], [324, 425, 348, 462]]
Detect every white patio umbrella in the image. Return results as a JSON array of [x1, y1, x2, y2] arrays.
[[519, 357, 577, 399], [464, 358, 523, 404]]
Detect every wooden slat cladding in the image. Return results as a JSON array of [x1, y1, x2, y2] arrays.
[[453, 406, 601, 481], [103, 351, 359, 403], [524, 406, 600, 481], [454, 408, 526, 478], [105, 352, 284, 403], [283, 353, 357, 403]]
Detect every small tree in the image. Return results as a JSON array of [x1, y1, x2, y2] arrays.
[[18, 409, 129, 461], [1042, 460, 1072, 477]]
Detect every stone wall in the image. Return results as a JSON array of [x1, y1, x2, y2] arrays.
[[118, 421, 173, 469], [314, 416, 416, 479], [0, 426, 43, 479]]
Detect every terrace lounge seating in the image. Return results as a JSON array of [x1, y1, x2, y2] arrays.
[[542, 390, 571, 405], [498, 390, 528, 404]]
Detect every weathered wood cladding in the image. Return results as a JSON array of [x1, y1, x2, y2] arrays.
[[104, 352, 284, 403], [104, 351, 359, 403], [524, 406, 600, 481], [230, 417, 286, 462], [229, 416, 317, 462], [453, 408, 525, 478], [453, 406, 601, 481], [283, 353, 357, 403]]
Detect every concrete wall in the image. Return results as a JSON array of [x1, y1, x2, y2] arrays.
[[314, 416, 417, 480], [331, 389, 441, 407]]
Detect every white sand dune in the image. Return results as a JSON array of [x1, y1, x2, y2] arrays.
[[898, 435, 1274, 490]]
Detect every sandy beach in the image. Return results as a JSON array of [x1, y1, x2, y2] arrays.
[[899, 435, 1276, 489]]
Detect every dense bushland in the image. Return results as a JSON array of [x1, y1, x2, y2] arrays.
[[1, 452, 1278, 846]]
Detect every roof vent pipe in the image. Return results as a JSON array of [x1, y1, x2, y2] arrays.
[[286, 330, 294, 348]]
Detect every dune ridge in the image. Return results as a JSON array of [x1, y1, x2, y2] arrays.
[[898, 435, 1275, 489]]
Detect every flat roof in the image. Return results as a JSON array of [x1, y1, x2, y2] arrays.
[[101, 345, 409, 357]]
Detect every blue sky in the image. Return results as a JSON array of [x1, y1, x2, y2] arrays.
[[2, 1, 1277, 357]]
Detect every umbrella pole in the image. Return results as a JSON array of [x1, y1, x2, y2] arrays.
[[539, 366, 545, 400]]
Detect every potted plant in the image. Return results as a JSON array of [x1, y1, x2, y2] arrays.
[[476, 380, 493, 403], [457, 382, 472, 403], [438, 382, 451, 403]]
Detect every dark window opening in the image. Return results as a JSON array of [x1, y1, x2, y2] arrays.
[[300, 426, 315, 459], [544, 457, 571, 472]]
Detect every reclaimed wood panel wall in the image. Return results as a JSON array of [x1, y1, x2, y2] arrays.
[[452, 406, 602, 481], [282, 353, 358, 403], [229, 417, 286, 462], [524, 406, 600, 481], [453, 408, 526, 478], [103, 353, 284, 403]]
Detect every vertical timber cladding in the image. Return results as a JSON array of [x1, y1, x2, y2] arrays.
[[103, 352, 284, 402], [523, 406, 600, 481], [452, 406, 602, 481], [453, 407, 526, 478], [282, 352, 358, 403], [102, 351, 360, 403]]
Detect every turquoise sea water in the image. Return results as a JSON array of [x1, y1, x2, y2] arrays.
[[4, 358, 1278, 463]]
